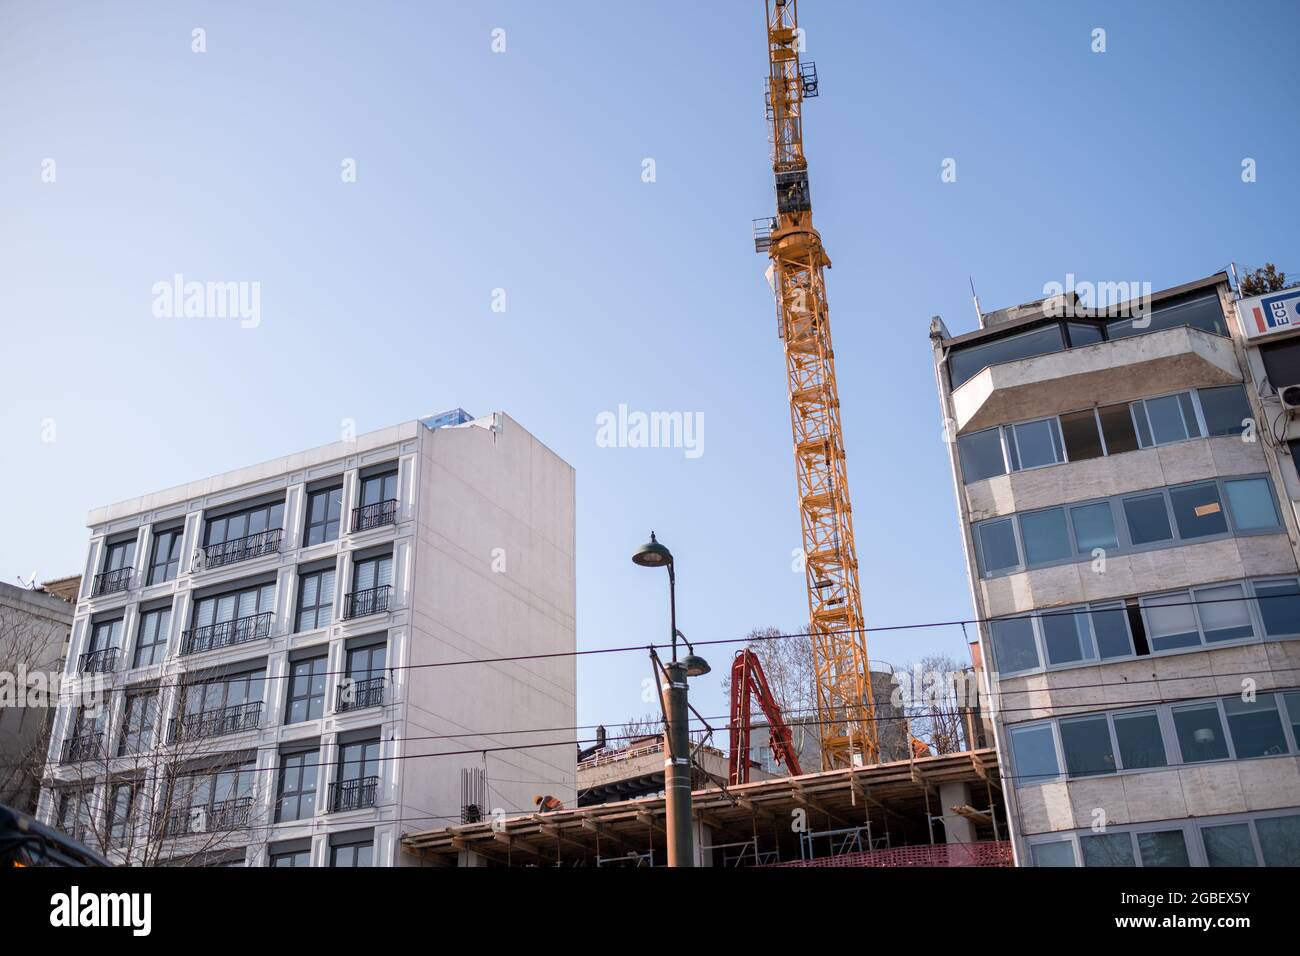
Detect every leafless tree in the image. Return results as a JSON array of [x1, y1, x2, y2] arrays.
[[0, 600, 67, 812], [614, 712, 663, 744], [49, 669, 268, 866], [894, 653, 971, 755]]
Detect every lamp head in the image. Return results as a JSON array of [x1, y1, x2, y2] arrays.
[[632, 532, 673, 569]]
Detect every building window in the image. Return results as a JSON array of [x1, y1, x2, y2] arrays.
[[332, 739, 381, 811], [1112, 711, 1167, 770], [163, 761, 256, 836], [1058, 715, 1115, 778], [330, 836, 374, 867], [1006, 418, 1064, 471], [82, 617, 123, 672], [1136, 830, 1191, 867], [204, 501, 285, 550], [272, 848, 312, 867], [341, 642, 387, 711], [1222, 694, 1288, 759], [103, 538, 137, 575], [295, 567, 336, 632], [1201, 823, 1256, 866], [286, 655, 328, 724], [118, 690, 159, 755], [957, 428, 1006, 483], [1224, 477, 1280, 530], [186, 581, 276, 654], [1081, 833, 1134, 867], [359, 470, 397, 510], [148, 527, 183, 585], [955, 386, 1253, 485], [109, 783, 137, 844], [57, 789, 94, 842], [949, 324, 1065, 389], [1170, 702, 1230, 763], [276, 749, 320, 822], [134, 606, 171, 667], [175, 670, 265, 741], [303, 486, 343, 547], [1009, 723, 1059, 785], [1255, 815, 1300, 866], [989, 617, 1039, 674], [971, 475, 1282, 578]]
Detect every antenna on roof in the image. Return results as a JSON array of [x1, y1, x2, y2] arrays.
[[969, 276, 983, 326]]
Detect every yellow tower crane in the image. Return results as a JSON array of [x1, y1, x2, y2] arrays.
[[754, 0, 878, 769]]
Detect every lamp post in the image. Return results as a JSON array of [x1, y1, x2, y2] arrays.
[[633, 532, 708, 867]]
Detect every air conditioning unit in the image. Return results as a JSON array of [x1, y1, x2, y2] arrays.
[[1280, 385, 1300, 411]]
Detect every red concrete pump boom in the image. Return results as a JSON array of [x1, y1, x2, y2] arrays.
[[728, 649, 803, 785]]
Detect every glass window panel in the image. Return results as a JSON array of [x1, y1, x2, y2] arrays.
[[1224, 478, 1280, 531], [1172, 703, 1230, 762], [1223, 694, 1288, 758], [1144, 592, 1201, 651], [990, 617, 1039, 674], [1254, 580, 1300, 637], [949, 325, 1065, 388], [1081, 833, 1135, 867], [1137, 830, 1190, 867], [1179, 392, 1203, 438], [1043, 608, 1089, 665], [1113, 711, 1167, 770], [1059, 715, 1116, 777], [1070, 502, 1118, 553], [1169, 482, 1228, 539], [1010, 419, 1063, 470], [1194, 584, 1253, 642], [1132, 402, 1154, 448], [1199, 386, 1253, 437], [1256, 815, 1300, 866], [1067, 323, 1104, 347], [1010, 724, 1059, 785], [977, 519, 1019, 574], [1108, 293, 1227, 340], [1020, 508, 1071, 565], [958, 429, 1006, 484], [1090, 604, 1133, 659], [1098, 403, 1139, 454], [1030, 840, 1075, 867], [1145, 395, 1191, 445], [1123, 494, 1173, 545], [1202, 823, 1258, 867]]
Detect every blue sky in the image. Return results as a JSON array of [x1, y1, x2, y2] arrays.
[[1, 0, 1297, 735]]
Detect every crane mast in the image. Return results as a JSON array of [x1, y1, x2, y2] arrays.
[[756, 0, 878, 769]]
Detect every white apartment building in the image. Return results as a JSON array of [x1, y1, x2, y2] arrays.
[[38, 410, 576, 867], [932, 272, 1300, 867]]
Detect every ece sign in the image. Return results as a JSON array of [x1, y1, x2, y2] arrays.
[[1237, 288, 1300, 341]]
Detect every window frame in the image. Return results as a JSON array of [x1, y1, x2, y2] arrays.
[[133, 605, 172, 668], [147, 526, 184, 585], [295, 566, 336, 633], [972, 474, 1283, 579], [276, 747, 321, 823], [285, 654, 328, 725], [302, 485, 344, 548]]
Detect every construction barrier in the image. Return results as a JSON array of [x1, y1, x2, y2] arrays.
[[767, 840, 1013, 868]]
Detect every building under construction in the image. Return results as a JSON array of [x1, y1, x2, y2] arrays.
[[401, 746, 1008, 867]]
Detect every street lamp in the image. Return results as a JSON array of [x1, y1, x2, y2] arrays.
[[632, 532, 708, 867], [632, 532, 677, 660]]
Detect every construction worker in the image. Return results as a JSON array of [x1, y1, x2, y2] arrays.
[[532, 794, 564, 813]]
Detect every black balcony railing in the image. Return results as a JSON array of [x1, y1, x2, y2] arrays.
[[181, 611, 273, 656], [159, 796, 254, 838], [343, 585, 391, 620], [336, 677, 385, 713], [78, 647, 118, 674], [193, 528, 283, 572], [91, 567, 131, 597], [351, 499, 398, 533], [329, 776, 379, 813], [168, 700, 263, 743], [60, 732, 103, 764]]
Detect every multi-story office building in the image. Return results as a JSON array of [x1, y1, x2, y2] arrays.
[[38, 410, 576, 866], [932, 271, 1300, 867]]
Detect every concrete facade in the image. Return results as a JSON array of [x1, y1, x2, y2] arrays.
[[37, 411, 576, 866], [933, 273, 1300, 867]]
